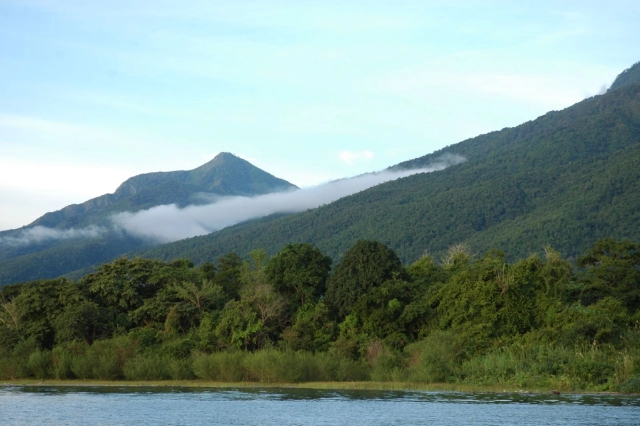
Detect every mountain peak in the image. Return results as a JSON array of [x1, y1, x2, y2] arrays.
[[197, 152, 245, 170], [610, 61, 640, 91]]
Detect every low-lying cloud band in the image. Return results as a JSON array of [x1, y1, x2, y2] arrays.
[[0, 225, 106, 247], [111, 154, 466, 243]]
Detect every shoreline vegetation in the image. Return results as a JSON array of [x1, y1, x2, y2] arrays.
[[0, 379, 515, 392], [2, 239, 640, 394], [1, 379, 630, 396]]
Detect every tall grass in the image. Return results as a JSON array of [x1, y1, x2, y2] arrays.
[[3, 335, 639, 392], [192, 349, 368, 383]]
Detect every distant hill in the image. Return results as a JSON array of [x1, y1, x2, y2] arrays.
[[141, 64, 640, 265], [0, 153, 296, 285]]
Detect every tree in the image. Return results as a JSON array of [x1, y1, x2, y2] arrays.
[[52, 301, 104, 344], [577, 238, 640, 309], [213, 253, 244, 300], [171, 279, 225, 312], [325, 240, 406, 318], [13, 278, 81, 348], [281, 301, 335, 352], [265, 243, 332, 313], [79, 258, 165, 315]]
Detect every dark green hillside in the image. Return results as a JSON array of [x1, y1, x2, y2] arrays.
[[144, 82, 640, 265], [0, 153, 296, 286], [610, 61, 640, 91], [0, 236, 148, 285]]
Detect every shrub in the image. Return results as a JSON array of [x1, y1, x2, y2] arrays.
[[192, 351, 246, 382], [405, 331, 464, 383], [123, 354, 171, 380], [51, 346, 74, 379], [619, 376, 640, 393], [27, 350, 52, 379]]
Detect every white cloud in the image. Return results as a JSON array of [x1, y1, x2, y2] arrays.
[[0, 225, 106, 247], [112, 154, 466, 243], [338, 150, 374, 165]]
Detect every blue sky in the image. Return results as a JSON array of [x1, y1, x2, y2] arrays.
[[1, 0, 639, 231]]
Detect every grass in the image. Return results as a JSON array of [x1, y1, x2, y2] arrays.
[[0, 378, 601, 394]]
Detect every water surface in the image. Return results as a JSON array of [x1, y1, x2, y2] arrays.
[[1, 385, 638, 425]]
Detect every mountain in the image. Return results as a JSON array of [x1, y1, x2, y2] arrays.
[[0, 153, 296, 285], [609, 61, 640, 91], [29, 152, 296, 229], [141, 64, 640, 265]]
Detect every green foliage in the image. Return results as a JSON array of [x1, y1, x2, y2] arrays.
[[3, 238, 640, 390], [51, 346, 74, 379], [325, 240, 405, 318], [144, 82, 640, 271], [266, 243, 332, 312], [554, 297, 630, 346], [577, 238, 640, 309], [27, 349, 52, 379], [213, 252, 243, 300], [406, 254, 448, 287], [192, 349, 368, 383], [619, 376, 640, 393], [52, 301, 104, 344], [123, 354, 173, 380], [609, 61, 640, 91], [281, 302, 336, 352], [192, 351, 247, 381], [405, 331, 465, 383]]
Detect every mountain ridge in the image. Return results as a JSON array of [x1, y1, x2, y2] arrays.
[[0, 153, 297, 285], [27, 152, 296, 230], [140, 73, 640, 265], [3, 62, 640, 286]]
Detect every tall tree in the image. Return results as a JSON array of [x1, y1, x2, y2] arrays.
[[577, 238, 640, 309], [265, 243, 332, 313], [325, 240, 405, 318]]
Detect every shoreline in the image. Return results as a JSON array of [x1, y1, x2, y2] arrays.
[[0, 379, 627, 395]]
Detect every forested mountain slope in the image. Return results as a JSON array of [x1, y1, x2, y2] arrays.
[[143, 74, 640, 265], [0, 153, 296, 285], [610, 61, 640, 91]]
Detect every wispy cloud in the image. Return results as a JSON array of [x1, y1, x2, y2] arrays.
[[338, 150, 374, 165], [112, 154, 466, 243], [0, 225, 106, 247]]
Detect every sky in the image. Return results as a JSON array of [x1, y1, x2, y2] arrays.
[[1, 0, 639, 231]]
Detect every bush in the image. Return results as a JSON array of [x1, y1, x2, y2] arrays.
[[27, 350, 52, 379], [123, 354, 171, 380], [168, 358, 195, 380], [619, 376, 640, 393], [405, 331, 464, 383], [192, 351, 246, 381], [51, 346, 74, 379], [366, 340, 405, 382], [67, 336, 139, 380], [0, 356, 24, 380]]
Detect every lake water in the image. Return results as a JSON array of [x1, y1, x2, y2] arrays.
[[1, 385, 639, 425]]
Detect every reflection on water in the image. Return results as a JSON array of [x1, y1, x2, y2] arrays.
[[1, 385, 639, 426]]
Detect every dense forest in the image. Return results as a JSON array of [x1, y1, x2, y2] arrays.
[[2, 239, 639, 392], [142, 81, 640, 268]]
